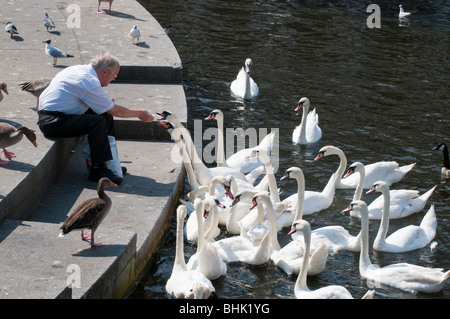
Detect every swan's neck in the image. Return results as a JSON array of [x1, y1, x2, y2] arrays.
[[174, 213, 187, 270], [292, 173, 305, 222], [334, 148, 348, 183], [295, 228, 311, 291], [374, 187, 390, 247], [442, 145, 450, 169], [196, 203, 206, 250], [260, 196, 281, 251], [204, 205, 219, 241], [296, 106, 309, 144], [352, 168, 365, 202], [178, 125, 213, 185], [243, 71, 251, 100], [226, 202, 240, 233], [181, 143, 201, 190], [216, 115, 226, 167], [359, 209, 372, 272], [259, 151, 281, 203]]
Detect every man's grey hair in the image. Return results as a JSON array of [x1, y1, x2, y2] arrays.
[[90, 52, 120, 71]]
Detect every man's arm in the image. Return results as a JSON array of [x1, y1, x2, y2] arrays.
[[107, 104, 154, 122]]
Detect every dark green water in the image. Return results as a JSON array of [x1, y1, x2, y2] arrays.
[[128, 0, 449, 299]]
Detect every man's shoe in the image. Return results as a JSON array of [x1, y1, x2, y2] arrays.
[[89, 164, 123, 185]]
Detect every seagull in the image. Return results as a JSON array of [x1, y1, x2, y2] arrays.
[[5, 22, 18, 38], [43, 12, 56, 32], [399, 4, 412, 19], [43, 40, 74, 67], [129, 25, 141, 45], [98, 0, 114, 14]]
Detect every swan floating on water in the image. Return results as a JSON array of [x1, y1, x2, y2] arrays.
[[230, 58, 259, 100], [343, 200, 450, 294], [289, 219, 374, 299], [292, 97, 322, 145], [165, 205, 215, 299]]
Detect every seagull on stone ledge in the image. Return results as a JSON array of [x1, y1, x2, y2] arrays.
[[43, 40, 74, 67], [5, 22, 19, 38], [129, 25, 141, 45]]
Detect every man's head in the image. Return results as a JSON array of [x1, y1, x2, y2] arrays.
[[90, 52, 120, 87]]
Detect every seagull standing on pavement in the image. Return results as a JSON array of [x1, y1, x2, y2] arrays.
[[43, 40, 74, 67], [98, 0, 114, 14], [129, 25, 141, 45], [43, 12, 56, 32], [5, 22, 19, 38]]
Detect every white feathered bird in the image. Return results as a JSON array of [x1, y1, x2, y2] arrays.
[[129, 25, 141, 45]]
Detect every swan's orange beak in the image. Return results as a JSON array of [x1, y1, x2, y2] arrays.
[[294, 104, 302, 112], [288, 225, 296, 235], [341, 203, 354, 214], [32, 141, 37, 148], [343, 168, 354, 179], [2, 87, 8, 95], [314, 152, 324, 161]]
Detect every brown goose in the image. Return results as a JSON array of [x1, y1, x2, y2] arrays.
[[59, 177, 118, 247], [0, 123, 37, 165], [0, 82, 8, 102], [19, 77, 52, 110]]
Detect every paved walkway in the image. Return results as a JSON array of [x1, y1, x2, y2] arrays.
[[0, 0, 186, 298]]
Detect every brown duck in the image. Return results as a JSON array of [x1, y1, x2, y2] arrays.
[[59, 177, 117, 247], [0, 123, 37, 165]]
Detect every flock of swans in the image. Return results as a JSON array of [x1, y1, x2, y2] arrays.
[[159, 58, 449, 299]]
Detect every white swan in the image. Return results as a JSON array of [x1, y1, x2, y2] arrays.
[[343, 200, 450, 294], [230, 58, 259, 100], [315, 145, 415, 189], [399, 4, 412, 18], [270, 168, 328, 276], [282, 167, 360, 254], [165, 205, 215, 299], [292, 97, 322, 145], [290, 220, 373, 299], [365, 181, 437, 252], [184, 176, 232, 242], [433, 142, 450, 177], [281, 162, 337, 216], [160, 120, 251, 186], [186, 199, 227, 280], [205, 109, 275, 173], [344, 162, 436, 220], [364, 181, 436, 220]]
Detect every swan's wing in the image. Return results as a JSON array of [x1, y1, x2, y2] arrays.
[[249, 77, 259, 97], [305, 109, 322, 143], [385, 225, 429, 249]]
